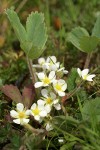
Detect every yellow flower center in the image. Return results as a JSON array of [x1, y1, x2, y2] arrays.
[[83, 75, 88, 80], [46, 97, 52, 104], [55, 84, 62, 91], [50, 60, 53, 65], [32, 107, 40, 115], [43, 77, 50, 84], [41, 61, 45, 65], [18, 112, 26, 119]]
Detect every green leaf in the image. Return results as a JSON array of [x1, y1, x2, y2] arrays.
[[26, 12, 47, 59], [92, 15, 100, 38], [82, 97, 100, 121], [6, 9, 26, 44], [67, 68, 78, 92], [6, 9, 47, 59], [67, 27, 89, 50], [80, 36, 99, 53]]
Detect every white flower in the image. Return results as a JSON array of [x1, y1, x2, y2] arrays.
[[53, 79, 67, 97], [46, 56, 60, 71], [41, 89, 61, 110], [77, 68, 96, 81], [46, 122, 53, 131], [34, 71, 56, 88], [30, 100, 50, 121], [10, 103, 30, 125]]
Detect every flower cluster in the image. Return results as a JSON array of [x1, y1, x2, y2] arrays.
[[10, 56, 95, 131], [10, 56, 68, 131]]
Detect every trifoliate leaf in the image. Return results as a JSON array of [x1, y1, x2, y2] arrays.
[[6, 9, 47, 59], [80, 36, 100, 53], [67, 27, 89, 50]]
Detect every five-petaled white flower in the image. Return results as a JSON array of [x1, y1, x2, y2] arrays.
[[46, 56, 60, 71], [34, 71, 56, 88], [30, 100, 50, 121], [77, 68, 96, 81], [41, 89, 61, 110], [10, 103, 30, 125], [53, 79, 67, 96]]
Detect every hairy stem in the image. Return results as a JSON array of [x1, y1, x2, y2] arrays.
[[24, 123, 44, 134], [26, 56, 37, 85], [84, 53, 93, 69]]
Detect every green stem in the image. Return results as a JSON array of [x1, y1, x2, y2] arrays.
[[26, 56, 36, 84]]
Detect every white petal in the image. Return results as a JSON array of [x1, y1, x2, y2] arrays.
[[46, 56, 57, 63], [50, 92, 56, 99], [10, 110, 18, 118], [56, 62, 60, 68], [45, 105, 51, 113], [50, 56, 57, 63], [13, 119, 20, 124], [38, 58, 45, 65], [58, 138, 64, 143], [58, 91, 65, 97], [37, 99, 45, 106], [53, 80, 57, 85], [86, 74, 96, 81], [41, 89, 48, 97], [53, 99, 59, 104], [40, 110, 47, 117], [46, 123, 53, 131], [37, 72, 45, 80], [50, 64, 57, 71], [54, 103, 61, 110], [49, 71, 55, 79], [46, 56, 50, 63], [17, 103, 24, 112], [77, 68, 82, 77], [82, 69, 89, 76], [25, 110, 31, 115], [34, 115, 40, 121], [58, 79, 65, 85], [31, 103, 36, 110], [43, 63, 50, 69], [58, 67, 64, 72], [34, 82, 43, 88], [63, 70, 68, 74], [62, 83, 67, 91], [23, 119, 30, 124]]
